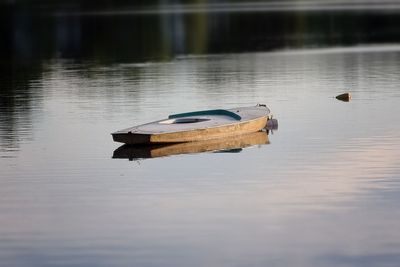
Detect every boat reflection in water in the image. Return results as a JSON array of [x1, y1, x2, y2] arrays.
[[112, 131, 270, 160]]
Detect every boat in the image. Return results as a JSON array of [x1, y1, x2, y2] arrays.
[[112, 131, 269, 160], [111, 104, 272, 145]]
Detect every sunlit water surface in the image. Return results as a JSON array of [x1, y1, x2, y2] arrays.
[[1, 46, 400, 267]]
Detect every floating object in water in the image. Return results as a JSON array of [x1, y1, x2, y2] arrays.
[[266, 116, 278, 130], [336, 92, 351, 102], [111, 104, 273, 145], [112, 131, 269, 160]]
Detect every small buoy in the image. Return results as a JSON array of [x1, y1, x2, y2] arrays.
[[336, 92, 351, 102], [266, 117, 278, 130]]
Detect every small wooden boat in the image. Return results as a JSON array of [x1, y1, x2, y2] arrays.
[[113, 131, 269, 160], [112, 104, 271, 145]]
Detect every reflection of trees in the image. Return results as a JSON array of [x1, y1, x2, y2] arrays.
[[2, 1, 400, 63], [0, 64, 44, 150]]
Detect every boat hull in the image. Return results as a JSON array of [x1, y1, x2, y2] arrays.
[[113, 131, 269, 160]]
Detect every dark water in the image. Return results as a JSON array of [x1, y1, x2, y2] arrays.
[[3, 1, 400, 63], [2, 2, 400, 267]]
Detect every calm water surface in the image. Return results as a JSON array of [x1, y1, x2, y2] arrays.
[[1, 45, 400, 266]]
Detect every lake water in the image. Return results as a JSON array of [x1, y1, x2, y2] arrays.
[[2, 4, 400, 267]]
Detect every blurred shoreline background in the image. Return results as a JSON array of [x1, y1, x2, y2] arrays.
[[2, 0, 400, 64]]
